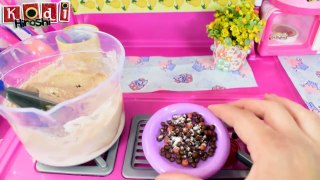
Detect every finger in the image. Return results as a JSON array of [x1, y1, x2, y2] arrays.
[[155, 172, 202, 180], [245, 165, 259, 180], [230, 99, 302, 136], [265, 94, 320, 142], [208, 104, 276, 156]]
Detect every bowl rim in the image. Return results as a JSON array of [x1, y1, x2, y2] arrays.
[[142, 103, 230, 179]]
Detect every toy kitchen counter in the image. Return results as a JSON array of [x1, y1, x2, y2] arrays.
[[0, 46, 306, 179], [1, 0, 319, 179]]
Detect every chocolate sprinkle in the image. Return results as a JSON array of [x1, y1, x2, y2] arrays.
[[157, 112, 217, 168]]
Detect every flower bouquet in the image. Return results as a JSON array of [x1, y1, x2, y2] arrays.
[[206, 0, 265, 71]]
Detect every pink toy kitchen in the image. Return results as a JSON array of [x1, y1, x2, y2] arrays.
[[0, 0, 319, 179]]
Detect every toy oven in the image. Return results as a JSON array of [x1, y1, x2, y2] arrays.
[[258, 1, 320, 56]]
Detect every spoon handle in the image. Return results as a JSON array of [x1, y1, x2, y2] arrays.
[[0, 80, 56, 110], [5, 87, 56, 110]]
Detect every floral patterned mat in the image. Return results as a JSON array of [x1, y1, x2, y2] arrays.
[[278, 55, 320, 115], [121, 56, 257, 92]]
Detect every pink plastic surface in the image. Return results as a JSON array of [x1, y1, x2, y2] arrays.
[[0, 10, 308, 180], [0, 26, 21, 45], [270, 0, 320, 15], [74, 13, 213, 50], [0, 53, 306, 180]]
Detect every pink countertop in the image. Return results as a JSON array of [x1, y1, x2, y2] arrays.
[[0, 46, 305, 180]]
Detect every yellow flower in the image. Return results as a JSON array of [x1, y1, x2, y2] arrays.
[[232, 31, 240, 36], [243, 46, 249, 51], [221, 28, 229, 37], [206, 0, 264, 49], [232, 40, 237, 46], [254, 36, 260, 42], [242, 32, 248, 38], [241, 18, 247, 24], [208, 22, 215, 29], [249, 33, 255, 40], [230, 25, 238, 31], [253, 26, 260, 32], [223, 22, 229, 28], [259, 19, 266, 26], [231, 26, 240, 36]]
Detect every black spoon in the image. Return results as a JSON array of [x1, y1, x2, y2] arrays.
[[0, 80, 56, 111]]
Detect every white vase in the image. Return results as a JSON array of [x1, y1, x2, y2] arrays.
[[211, 40, 249, 71]]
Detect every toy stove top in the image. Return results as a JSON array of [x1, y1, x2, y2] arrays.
[[0, 55, 306, 180], [34, 114, 250, 179]]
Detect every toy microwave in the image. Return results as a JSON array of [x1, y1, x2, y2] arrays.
[[258, 0, 320, 56]]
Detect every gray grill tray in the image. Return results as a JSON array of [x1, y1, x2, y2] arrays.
[[123, 114, 249, 179], [36, 140, 119, 176]]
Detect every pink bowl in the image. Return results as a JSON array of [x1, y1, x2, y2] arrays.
[[142, 103, 230, 179]]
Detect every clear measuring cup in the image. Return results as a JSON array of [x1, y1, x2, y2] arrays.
[[0, 29, 125, 167]]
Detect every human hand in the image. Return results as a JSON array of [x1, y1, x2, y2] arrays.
[[209, 94, 320, 180], [156, 94, 320, 180]]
